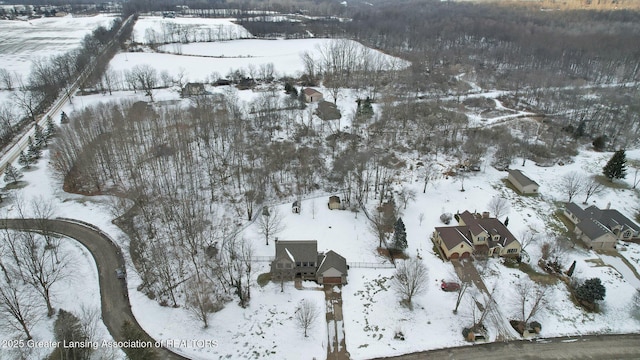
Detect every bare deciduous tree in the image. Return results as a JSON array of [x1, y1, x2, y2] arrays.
[[487, 196, 510, 219], [258, 207, 285, 246], [295, 299, 320, 337], [129, 64, 158, 101], [513, 278, 548, 324], [184, 277, 221, 328], [561, 172, 584, 203], [397, 187, 417, 210], [582, 177, 605, 204], [392, 257, 429, 308]]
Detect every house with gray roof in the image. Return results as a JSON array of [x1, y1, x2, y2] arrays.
[[564, 202, 640, 249], [270, 240, 348, 285], [507, 169, 539, 195]]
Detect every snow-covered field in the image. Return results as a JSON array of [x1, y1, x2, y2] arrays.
[[110, 37, 407, 82], [132, 16, 252, 44], [0, 14, 117, 80]]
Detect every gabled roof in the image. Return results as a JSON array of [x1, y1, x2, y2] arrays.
[[317, 250, 347, 275], [477, 218, 518, 247], [508, 169, 539, 187], [577, 218, 612, 240], [565, 202, 586, 219], [275, 240, 318, 263], [303, 88, 322, 96], [458, 210, 485, 236], [569, 203, 640, 234], [435, 226, 473, 250]]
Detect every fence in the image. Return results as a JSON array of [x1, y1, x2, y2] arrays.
[[347, 262, 395, 269]]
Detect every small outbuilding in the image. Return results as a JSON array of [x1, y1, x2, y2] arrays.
[[328, 195, 341, 210], [303, 88, 323, 102], [507, 169, 539, 195], [181, 82, 206, 97], [292, 200, 301, 214]]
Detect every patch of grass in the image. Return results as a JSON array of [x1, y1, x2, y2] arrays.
[[257, 273, 271, 287], [594, 174, 630, 189], [518, 262, 558, 285]]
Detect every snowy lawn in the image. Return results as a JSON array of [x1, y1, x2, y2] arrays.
[[132, 16, 252, 44]]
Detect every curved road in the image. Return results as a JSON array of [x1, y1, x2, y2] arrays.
[[0, 218, 188, 360]]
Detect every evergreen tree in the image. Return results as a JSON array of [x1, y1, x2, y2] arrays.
[[3, 164, 23, 184], [18, 151, 33, 169], [51, 309, 92, 360], [45, 115, 56, 138], [393, 217, 407, 252], [27, 137, 42, 160], [60, 111, 69, 124], [602, 149, 627, 181], [34, 123, 45, 147], [592, 135, 607, 151], [575, 277, 606, 304]]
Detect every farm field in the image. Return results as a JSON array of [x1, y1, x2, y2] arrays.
[[0, 14, 117, 80]]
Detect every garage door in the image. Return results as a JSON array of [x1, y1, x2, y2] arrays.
[[322, 277, 342, 284], [450, 252, 460, 260]]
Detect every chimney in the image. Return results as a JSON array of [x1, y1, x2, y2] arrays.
[[482, 211, 490, 219], [606, 202, 611, 210]]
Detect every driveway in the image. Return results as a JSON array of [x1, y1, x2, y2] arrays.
[[325, 285, 349, 360], [1, 218, 188, 360]]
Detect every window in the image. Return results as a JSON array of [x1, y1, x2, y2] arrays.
[[285, 263, 292, 268], [623, 231, 632, 239], [277, 263, 283, 269], [477, 237, 485, 242], [296, 262, 301, 267], [310, 262, 315, 267], [507, 248, 518, 254], [302, 262, 308, 267]]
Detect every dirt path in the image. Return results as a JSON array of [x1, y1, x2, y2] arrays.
[[1, 218, 188, 360], [324, 285, 349, 360]]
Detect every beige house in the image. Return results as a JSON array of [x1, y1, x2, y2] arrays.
[[564, 202, 640, 249], [434, 211, 522, 260], [507, 169, 539, 195], [303, 88, 323, 102]]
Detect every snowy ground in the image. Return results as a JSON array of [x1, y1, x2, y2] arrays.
[[0, 14, 117, 80], [132, 16, 252, 44]]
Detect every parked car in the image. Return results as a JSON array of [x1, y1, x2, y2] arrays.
[[441, 281, 461, 292], [115, 268, 126, 279]]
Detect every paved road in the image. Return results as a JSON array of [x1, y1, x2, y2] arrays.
[[370, 333, 640, 360], [0, 218, 188, 360]]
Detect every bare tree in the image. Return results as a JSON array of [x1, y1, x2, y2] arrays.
[[258, 207, 285, 246], [397, 187, 417, 210], [295, 299, 320, 337], [129, 64, 158, 101], [513, 278, 547, 324], [0, 68, 14, 90], [184, 276, 220, 328], [453, 280, 471, 315], [518, 228, 538, 251], [422, 165, 436, 194], [561, 172, 584, 203], [487, 196, 510, 219], [392, 257, 429, 308], [582, 177, 605, 204]]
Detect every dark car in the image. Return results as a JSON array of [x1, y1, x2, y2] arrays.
[[115, 268, 126, 279], [441, 281, 461, 292]]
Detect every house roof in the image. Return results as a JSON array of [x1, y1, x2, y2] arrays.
[[477, 217, 519, 247], [317, 250, 347, 275], [577, 218, 612, 240], [508, 169, 539, 187], [565, 202, 586, 219], [435, 226, 473, 250], [303, 88, 322, 96], [458, 210, 485, 236], [275, 240, 318, 263], [316, 101, 341, 121], [569, 203, 640, 234]]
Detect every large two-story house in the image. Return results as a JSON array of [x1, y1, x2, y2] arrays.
[[270, 240, 348, 285], [433, 210, 522, 260]]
